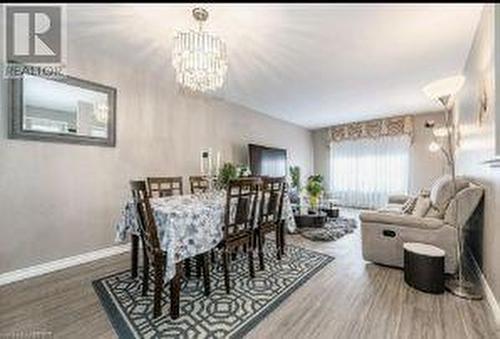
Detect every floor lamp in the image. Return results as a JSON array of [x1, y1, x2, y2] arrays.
[[422, 75, 482, 300]]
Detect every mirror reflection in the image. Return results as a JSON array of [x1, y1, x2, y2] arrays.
[[22, 75, 109, 138]]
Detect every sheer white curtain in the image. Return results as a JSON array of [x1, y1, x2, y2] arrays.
[[330, 135, 410, 209]]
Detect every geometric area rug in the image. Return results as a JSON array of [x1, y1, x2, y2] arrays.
[[298, 217, 357, 242], [93, 242, 334, 339]]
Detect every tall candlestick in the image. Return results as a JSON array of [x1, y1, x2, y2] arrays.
[[208, 148, 213, 176], [200, 151, 205, 175], [215, 151, 221, 175]]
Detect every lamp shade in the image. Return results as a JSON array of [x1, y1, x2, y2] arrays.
[[422, 75, 465, 101], [428, 141, 441, 153]]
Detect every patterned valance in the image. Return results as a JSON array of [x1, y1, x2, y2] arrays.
[[329, 115, 414, 143]]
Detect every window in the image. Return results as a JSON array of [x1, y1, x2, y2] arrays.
[[330, 135, 410, 209]]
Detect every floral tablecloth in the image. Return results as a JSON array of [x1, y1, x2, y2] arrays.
[[115, 190, 296, 281]]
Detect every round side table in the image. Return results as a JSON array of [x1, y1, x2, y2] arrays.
[[403, 242, 445, 294]]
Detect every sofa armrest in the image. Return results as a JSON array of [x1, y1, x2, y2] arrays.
[[360, 211, 445, 230], [388, 194, 411, 205]]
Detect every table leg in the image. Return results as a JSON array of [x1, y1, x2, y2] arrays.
[[201, 253, 210, 296], [153, 258, 164, 318], [131, 234, 139, 279], [170, 262, 182, 319]]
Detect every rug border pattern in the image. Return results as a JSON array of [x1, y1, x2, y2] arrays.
[[92, 244, 334, 339]]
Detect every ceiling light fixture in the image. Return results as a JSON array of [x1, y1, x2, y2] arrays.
[[172, 8, 228, 93]]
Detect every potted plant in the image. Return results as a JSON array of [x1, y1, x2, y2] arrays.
[[305, 174, 324, 211], [289, 165, 301, 204], [217, 162, 238, 189]]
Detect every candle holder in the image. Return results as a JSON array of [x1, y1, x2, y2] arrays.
[[200, 148, 222, 192]]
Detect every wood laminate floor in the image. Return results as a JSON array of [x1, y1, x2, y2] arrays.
[[0, 210, 498, 339]]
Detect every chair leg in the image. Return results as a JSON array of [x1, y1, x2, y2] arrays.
[[170, 262, 182, 319], [153, 260, 164, 319], [257, 230, 265, 271], [201, 253, 210, 296], [276, 226, 282, 260], [280, 221, 286, 257], [222, 250, 230, 293], [247, 244, 255, 278], [184, 258, 191, 279], [131, 234, 139, 279], [142, 247, 149, 296]]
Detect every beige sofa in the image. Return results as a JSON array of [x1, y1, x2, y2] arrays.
[[360, 176, 484, 274]]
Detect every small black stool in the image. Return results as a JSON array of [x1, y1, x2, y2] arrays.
[[403, 242, 445, 294]]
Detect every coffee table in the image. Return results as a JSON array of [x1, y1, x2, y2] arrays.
[[294, 211, 327, 228], [320, 207, 340, 219]]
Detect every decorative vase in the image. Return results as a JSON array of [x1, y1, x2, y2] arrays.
[[309, 195, 319, 211]]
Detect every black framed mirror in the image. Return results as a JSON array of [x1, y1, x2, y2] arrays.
[[8, 73, 116, 147]]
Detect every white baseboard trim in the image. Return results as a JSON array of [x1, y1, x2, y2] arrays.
[[468, 250, 500, 330], [0, 243, 130, 287]]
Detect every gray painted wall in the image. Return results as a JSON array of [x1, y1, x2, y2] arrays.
[[0, 11, 313, 273], [455, 5, 500, 301], [312, 112, 446, 196]]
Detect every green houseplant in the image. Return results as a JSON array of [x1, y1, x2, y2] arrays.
[[217, 162, 238, 189], [305, 174, 324, 210], [289, 166, 301, 191], [288, 165, 301, 204]]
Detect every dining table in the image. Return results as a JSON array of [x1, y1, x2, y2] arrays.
[[115, 189, 297, 281]]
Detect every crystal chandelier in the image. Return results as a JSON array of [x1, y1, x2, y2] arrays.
[[172, 8, 228, 93]]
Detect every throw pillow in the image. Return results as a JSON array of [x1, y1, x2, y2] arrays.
[[429, 176, 469, 215], [412, 195, 431, 217], [402, 196, 418, 214]]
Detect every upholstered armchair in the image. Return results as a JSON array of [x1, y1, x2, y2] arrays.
[[360, 176, 484, 274]]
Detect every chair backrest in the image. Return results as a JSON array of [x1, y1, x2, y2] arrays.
[[224, 177, 262, 240], [147, 177, 183, 198], [189, 176, 209, 194], [259, 176, 287, 225], [130, 180, 162, 259]]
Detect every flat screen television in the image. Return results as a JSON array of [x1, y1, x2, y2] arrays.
[[248, 144, 287, 177]]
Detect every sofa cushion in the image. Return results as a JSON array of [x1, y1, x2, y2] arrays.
[[412, 195, 431, 217], [444, 186, 484, 227], [429, 175, 469, 216], [378, 204, 404, 214], [360, 211, 445, 229]]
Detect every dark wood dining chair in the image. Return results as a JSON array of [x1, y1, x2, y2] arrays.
[[256, 177, 287, 270], [189, 175, 210, 194], [130, 180, 210, 319], [146, 176, 183, 198], [218, 177, 261, 293], [146, 177, 199, 277]]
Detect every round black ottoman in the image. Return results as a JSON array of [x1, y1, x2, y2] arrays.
[[403, 242, 445, 294]]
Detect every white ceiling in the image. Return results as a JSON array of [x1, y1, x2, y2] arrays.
[[68, 3, 483, 129]]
